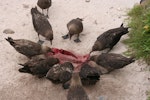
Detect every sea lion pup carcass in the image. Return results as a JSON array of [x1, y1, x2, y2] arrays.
[[37, 0, 52, 18], [91, 23, 129, 53], [31, 7, 53, 45], [67, 72, 89, 100], [62, 18, 83, 43], [5, 37, 53, 58], [46, 62, 74, 87], [90, 53, 135, 73], [19, 56, 59, 78]]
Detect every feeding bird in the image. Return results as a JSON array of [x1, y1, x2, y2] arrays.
[[18, 54, 47, 74], [67, 72, 89, 100], [19, 56, 59, 78], [90, 53, 135, 73], [46, 62, 74, 88], [37, 0, 52, 18], [5, 37, 53, 58], [31, 7, 53, 45], [79, 63, 101, 85], [91, 23, 129, 53], [62, 18, 83, 43]]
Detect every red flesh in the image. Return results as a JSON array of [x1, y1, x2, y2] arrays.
[[47, 48, 90, 71]]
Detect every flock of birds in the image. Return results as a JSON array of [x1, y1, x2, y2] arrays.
[[5, 0, 139, 100]]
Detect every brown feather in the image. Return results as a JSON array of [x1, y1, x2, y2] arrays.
[[31, 7, 53, 44], [67, 18, 83, 38], [90, 53, 135, 73], [92, 24, 129, 52], [5, 37, 52, 58], [67, 73, 89, 100]]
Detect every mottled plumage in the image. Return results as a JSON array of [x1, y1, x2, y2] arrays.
[[67, 73, 89, 100], [19, 56, 59, 78], [37, 0, 51, 17], [5, 37, 52, 58], [62, 18, 83, 43], [46, 62, 74, 85], [79, 63, 101, 85], [31, 7, 53, 45], [90, 53, 135, 73], [91, 23, 129, 53]]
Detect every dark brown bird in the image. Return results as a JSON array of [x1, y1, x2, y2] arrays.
[[37, 0, 52, 18], [63, 62, 101, 89], [62, 18, 83, 43], [90, 53, 135, 73], [140, 0, 148, 8], [5, 37, 53, 58], [19, 56, 59, 78], [18, 54, 47, 74], [31, 7, 53, 45], [140, 0, 146, 4], [79, 63, 101, 85], [91, 23, 129, 53], [67, 72, 89, 100], [46, 62, 74, 87]]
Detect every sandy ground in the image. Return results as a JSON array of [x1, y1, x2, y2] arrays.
[[0, 0, 150, 100]]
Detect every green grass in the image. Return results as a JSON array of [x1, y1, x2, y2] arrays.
[[124, 2, 150, 100], [146, 91, 150, 100], [147, 96, 150, 100], [124, 3, 150, 65]]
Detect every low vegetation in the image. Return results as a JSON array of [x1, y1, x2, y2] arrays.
[[124, 1, 150, 65], [124, 1, 150, 99]]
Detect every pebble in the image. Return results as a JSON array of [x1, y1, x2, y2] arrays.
[[85, 0, 90, 2], [3, 29, 15, 34], [22, 4, 29, 9]]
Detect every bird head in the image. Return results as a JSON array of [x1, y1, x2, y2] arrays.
[[120, 23, 129, 34], [47, 57, 60, 65], [42, 46, 53, 54], [123, 27, 129, 34], [91, 44, 99, 52], [91, 41, 103, 53]]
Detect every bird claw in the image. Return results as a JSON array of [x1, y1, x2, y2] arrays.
[[37, 40, 44, 45], [62, 34, 69, 39], [74, 38, 81, 43]]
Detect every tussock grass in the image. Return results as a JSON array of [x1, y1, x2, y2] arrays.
[[146, 91, 150, 100], [147, 96, 150, 100], [124, 2, 150, 65]]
